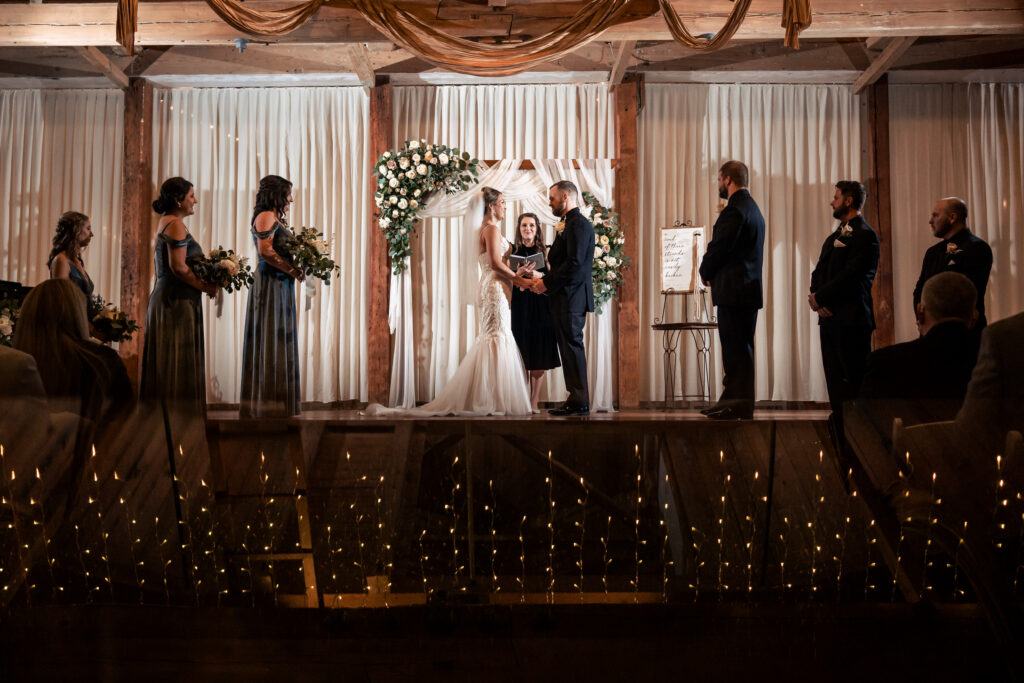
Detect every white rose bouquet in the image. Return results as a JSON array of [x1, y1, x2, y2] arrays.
[[286, 227, 340, 284], [0, 297, 18, 346], [187, 246, 254, 293], [372, 140, 481, 274], [87, 295, 140, 343], [584, 191, 631, 315]]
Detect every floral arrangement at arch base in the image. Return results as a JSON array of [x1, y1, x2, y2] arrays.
[[373, 140, 481, 275], [584, 191, 630, 315], [0, 297, 18, 346]]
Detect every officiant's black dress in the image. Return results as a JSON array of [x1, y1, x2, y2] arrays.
[[510, 244, 560, 371], [239, 221, 301, 417]]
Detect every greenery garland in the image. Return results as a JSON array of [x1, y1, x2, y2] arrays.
[[373, 140, 481, 275], [584, 191, 631, 315]]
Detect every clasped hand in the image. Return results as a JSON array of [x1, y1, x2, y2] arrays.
[[514, 263, 545, 292]]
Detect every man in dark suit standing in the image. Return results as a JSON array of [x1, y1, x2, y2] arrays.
[[699, 161, 765, 420], [913, 197, 992, 329], [531, 180, 595, 416], [809, 181, 879, 439]]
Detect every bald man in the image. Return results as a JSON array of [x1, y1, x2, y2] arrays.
[[912, 197, 992, 329]]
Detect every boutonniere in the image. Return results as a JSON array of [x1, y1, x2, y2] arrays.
[[555, 221, 566, 234], [840, 224, 853, 237], [946, 242, 962, 256]]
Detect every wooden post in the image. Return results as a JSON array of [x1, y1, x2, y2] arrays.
[[119, 76, 153, 387], [614, 74, 641, 409], [862, 75, 895, 349], [367, 76, 393, 404]]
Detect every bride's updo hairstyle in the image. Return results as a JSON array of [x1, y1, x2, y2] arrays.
[[152, 177, 193, 215], [252, 175, 293, 225], [481, 186, 502, 217]]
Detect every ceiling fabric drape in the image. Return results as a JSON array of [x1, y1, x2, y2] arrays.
[[203, 0, 326, 36]]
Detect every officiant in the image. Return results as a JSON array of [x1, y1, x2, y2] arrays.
[[510, 212, 560, 413]]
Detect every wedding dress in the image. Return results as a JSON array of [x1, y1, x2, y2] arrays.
[[364, 234, 532, 417]]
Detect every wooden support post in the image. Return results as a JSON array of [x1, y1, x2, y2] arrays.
[[862, 76, 895, 349], [119, 77, 153, 387], [614, 74, 641, 408], [367, 77, 393, 404]]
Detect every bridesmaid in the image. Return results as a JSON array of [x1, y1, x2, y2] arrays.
[[510, 212, 560, 412], [239, 175, 305, 418], [48, 211, 95, 298], [139, 177, 216, 413]]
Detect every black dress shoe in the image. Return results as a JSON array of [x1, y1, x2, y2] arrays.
[[548, 405, 590, 416], [706, 406, 754, 420], [699, 404, 722, 415]]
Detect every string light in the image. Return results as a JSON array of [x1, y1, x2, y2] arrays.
[[546, 450, 555, 604], [920, 472, 938, 595], [419, 529, 431, 599], [836, 472, 854, 602], [601, 515, 612, 596], [257, 450, 278, 606], [449, 454, 463, 589], [717, 450, 727, 598], [488, 480, 498, 594], [174, 446, 200, 606], [745, 470, 759, 597], [89, 445, 114, 598], [864, 518, 878, 600], [574, 476, 588, 600], [809, 450, 823, 598], [952, 520, 968, 600], [518, 514, 527, 603], [633, 444, 641, 602], [2, 445, 32, 607]]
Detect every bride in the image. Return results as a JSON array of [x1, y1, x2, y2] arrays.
[[365, 186, 535, 416]]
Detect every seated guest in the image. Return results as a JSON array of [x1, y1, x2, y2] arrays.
[[858, 271, 979, 430], [956, 310, 1024, 456], [13, 279, 132, 424], [48, 211, 95, 298]]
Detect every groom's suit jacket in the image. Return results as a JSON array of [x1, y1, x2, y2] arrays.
[[544, 207, 595, 314]]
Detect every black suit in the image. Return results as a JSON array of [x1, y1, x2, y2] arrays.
[[699, 189, 765, 412], [544, 206, 595, 408], [912, 227, 992, 327], [810, 215, 879, 422]]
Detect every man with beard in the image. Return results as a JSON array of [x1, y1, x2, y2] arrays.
[[699, 160, 765, 420], [809, 181, 879, 446], [912, 197, 992, 330]]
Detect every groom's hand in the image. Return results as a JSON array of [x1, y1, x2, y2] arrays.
[[532, 278, 547, 294]]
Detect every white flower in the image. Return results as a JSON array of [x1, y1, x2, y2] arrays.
[[439, 153, 449, 165], [555, 221, 566, 233], [382, 151, 391, 159], [946, 241, 961, 255], [593, 213, 603, 222], [407, 170, 417, 179], [424, 151, 433, 162], [400, 228, 407, 235], [379, 164, 387, 175], [391, 209, 399, 218], [594, 246, 603, 259], [389, 195, 398, 205], [603, 245, 611, 253], [219, 259, 240, 276], [429, 157, 438, 165], [388, 177, 399, 188], [412, 153, 421, 164], [606, 271, 616, 280], [410, 199, 419, 209], [414, 189, 422, 198], [400, 188, 407, 196], [379, 217, 390, 228], [599, 235, 610, 246], [409, 140, 420, 149], [0, 317, 11, 337], [398, 198, 408, 209], [604, 256, 616, 267], [417, 164, 427, 175], [387, 160, 397, 170], [399, 157, 410, 169]]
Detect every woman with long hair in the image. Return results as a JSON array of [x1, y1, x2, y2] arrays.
[[239, 175, 305, 417], [139, 177, 217, 413], [510, 212, 560, 412], [13, 279, 131, 422], [48, 211, 95, 297]]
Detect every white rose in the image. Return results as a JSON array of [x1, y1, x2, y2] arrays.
[[219, 259, 240, 276], [594, 246, 603, 259], [412, 153, 421, 163], [410, 199, 419, 209], [409, 140, 420, 149], [414, 189, 422, 197], [400, 228, 407, 235], [417, 164, 427, 175], [0, 318, 11, 336], [379, 165, 387, 175], [600, 235, 610, 246], [407, 170, 416, 179], [389, 195, 398, 205], [399, 157, 410, 169], [439, 153, 449, 165], [389, 177, 399, 188], [603, 245, 611, 253], [379, 217, 390, 228], [398, 198, 408, 209], [430, 157, 438, 165], [392, 209, 399, 218], [593, 213, 602, 222], [606, 271, 616, 280], [424, 151, 433, 161], [400, 188, 407, 196], [382, 151, 391, 159]]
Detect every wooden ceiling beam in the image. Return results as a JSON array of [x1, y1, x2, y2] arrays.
[[74, 45, 130, 87], [608, 40, 636, 84], [1, 1, 1022, 47], [853, 36, 916, 93], [348, 43, 375, 85]]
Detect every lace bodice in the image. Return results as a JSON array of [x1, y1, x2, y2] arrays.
[[476, 236, 513, 340]]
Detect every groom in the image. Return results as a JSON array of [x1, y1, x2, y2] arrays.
[[529, 180, 595, 416]]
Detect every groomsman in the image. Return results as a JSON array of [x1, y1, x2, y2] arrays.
[[913, 197, 992, 329], [808, 181, 879, 439], [699, 161, 765, 420]]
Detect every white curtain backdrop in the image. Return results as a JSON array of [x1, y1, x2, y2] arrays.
[[889, 83, 1024, 342], [392, 85, 616, 408], [638, 84, 863, 404], [152, 87, 370, 404], [0, 89, 124, 297]]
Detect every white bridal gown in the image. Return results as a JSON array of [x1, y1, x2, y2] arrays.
[[365, 236, 532, 417]]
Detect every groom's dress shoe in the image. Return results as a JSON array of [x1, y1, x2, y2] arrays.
[[700, 404, 722, 415], [548, 404, 590, 417], [706, 406, 754, 420]]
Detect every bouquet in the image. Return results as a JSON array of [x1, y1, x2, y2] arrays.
[[0, 297, 18, 347], [87, 295, 140, 343], [286, 227, 339, 284], [187, 247, 253, 292]]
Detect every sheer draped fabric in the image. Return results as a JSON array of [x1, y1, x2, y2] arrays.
[[638, 84, 862, 403], [152, 87, 370, 404], [889, 83, 1024, 342], [0, 90, 124, 296]]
